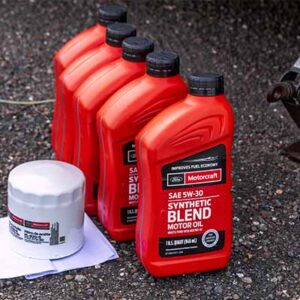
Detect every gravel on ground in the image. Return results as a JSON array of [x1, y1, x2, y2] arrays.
[[0, 0, 299, 299]]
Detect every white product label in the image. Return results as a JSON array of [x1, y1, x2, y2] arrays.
[[9, 210, 65, 245]]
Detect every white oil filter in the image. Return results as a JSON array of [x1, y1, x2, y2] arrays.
[[7, 160, 85, 259]]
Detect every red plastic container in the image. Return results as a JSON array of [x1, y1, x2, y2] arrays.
[[52, 4, 127, 151], [97, 51, 188, 241], [53, 23, 136, 163], [135, 73, 234, 277], [73, 37, 154, 216]]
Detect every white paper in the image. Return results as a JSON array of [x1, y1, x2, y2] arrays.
[[26, 216, 118, 279], [0, 218, 55, 279], [0, 215, 118, 279]]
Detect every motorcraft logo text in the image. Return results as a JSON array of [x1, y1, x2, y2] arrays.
[[167, 169, 222, 187]]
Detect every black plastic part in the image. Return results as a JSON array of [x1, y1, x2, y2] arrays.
[[283, 140, 300, 162], [122, 37, 154, 62], [106, 23, 136, 47], [267, 57, 300, 163], [188, 72, 224, 96], [283, 96, 300, 129], [98, 4, 127, 26], [267, 58, 300, 130], [267, 81, 296, 103], [146, 51, 179, 77]]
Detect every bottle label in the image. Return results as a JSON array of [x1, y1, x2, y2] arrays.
[[123, 141, 137, 165], [121, 141, 138, 224], [162, 144, 226, 189], [159, 144, 227, 257]]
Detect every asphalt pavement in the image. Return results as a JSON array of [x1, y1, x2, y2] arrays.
[[0, 0, 299, 299]]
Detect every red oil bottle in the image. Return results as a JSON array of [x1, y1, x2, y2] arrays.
[[135, 73, 234, 277], [52, 4, 127, 150], [72, 37, 154, 216], [54, 23, 136, 163], [97, 51, 188, 241]]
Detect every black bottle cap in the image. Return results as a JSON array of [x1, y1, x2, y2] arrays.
[[98, 4, 127, 26], [106, 23, 136, 47], [188, 72, 224, 96], [122, 37, 154, 62], [146, 51, 179, 77]]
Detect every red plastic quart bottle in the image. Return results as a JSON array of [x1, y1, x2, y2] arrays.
[[52, 4, 127, 150], [97, 51, 188, 241], [135, 73, 234, 277], [54, 23, 136, 162], [72, 37, 154, 216]]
